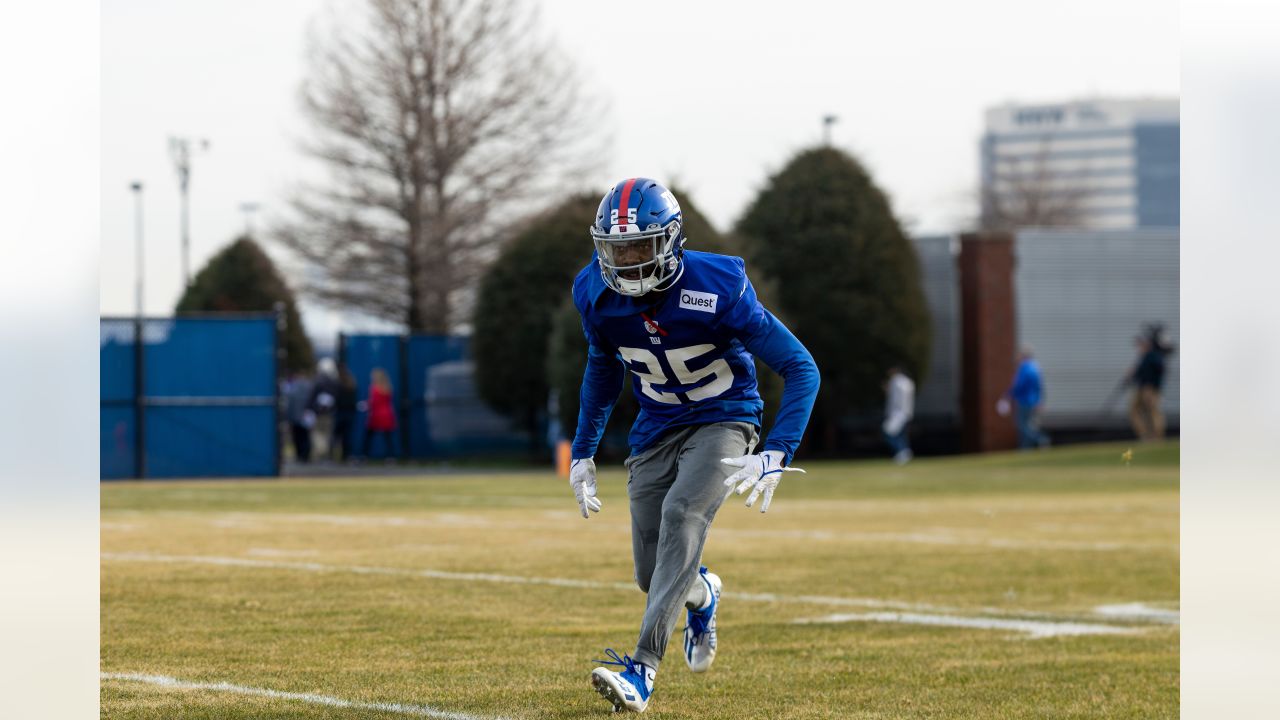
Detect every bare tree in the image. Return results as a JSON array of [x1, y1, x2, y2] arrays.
[[980, 142, 1092, 231], [276, 0, 598, 332]]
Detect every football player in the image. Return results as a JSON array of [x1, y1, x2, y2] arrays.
[[570, 178, 820, 713]]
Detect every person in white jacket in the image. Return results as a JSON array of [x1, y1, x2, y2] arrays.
[[882, 365, 915, 464]]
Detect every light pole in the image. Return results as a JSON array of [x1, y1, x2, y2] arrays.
[[129, 180, 147, 479], [169, 136, 210, 286], [130, 181, 144, 318], [822, 114, 839, 146]]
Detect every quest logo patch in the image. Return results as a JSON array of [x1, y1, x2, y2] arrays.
[[679, 290, 718, 314]]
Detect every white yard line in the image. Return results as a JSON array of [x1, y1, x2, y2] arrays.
[[102, 552, 639, 591], [246, 548, 321, 558], [205, 512, 494, 530], [714, 527, 1174, 552], [102, 552, 1173, 634], [101, 672, 510, 720], [108, 510, 1177, 552], [1093, 602, 1180, 624], [791, 612, 1137, 638]]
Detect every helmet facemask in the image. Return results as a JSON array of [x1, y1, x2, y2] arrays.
[[591, 220, 683, 296]]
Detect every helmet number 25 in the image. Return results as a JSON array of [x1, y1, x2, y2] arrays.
[[610, 208, 639, 225], [618, 345, 734, 405]]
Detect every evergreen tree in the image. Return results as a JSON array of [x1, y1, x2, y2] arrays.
[[176, 236, 315, 373], [472, 193, 600, 440], [736, 147, 930, 451], [545, 294, 636, 460]]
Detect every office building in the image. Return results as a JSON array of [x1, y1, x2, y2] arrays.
[[980, 98, 1179, 229]]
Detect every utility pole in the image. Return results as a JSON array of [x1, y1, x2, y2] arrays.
[[130, 181, 145, 317], [822, 114, 839, 146], [169, 136, 210, 287], [239, 202, 261, 238]]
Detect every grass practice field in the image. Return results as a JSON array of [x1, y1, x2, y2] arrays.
[[101, 442, 1179, 719]]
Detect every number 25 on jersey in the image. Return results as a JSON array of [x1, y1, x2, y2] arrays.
[[617, 345, 733, 405]]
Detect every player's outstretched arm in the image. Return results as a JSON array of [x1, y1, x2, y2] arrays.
[[715, 269, 820, 513], [745, 315, 820, 464], [568, 338, 623, 519]]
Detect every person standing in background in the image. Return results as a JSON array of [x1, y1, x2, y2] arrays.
[[1129, 324, 1173, 442], [361, 367, 398, 460], [331, 364, 359, 461], [1003, 346, 1049, 450], [285, 370, 317, 463], [882, 365, 915, 464], [310, 358, 339, 459]]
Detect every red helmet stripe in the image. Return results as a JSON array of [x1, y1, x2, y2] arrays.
[[617, 177, 637, 230]]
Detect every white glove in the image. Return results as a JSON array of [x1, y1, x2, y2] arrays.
[[721, 450, 805, 513], [569, 458, 602, 519]]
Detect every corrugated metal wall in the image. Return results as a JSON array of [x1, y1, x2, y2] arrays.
[[1014, 228, 1179, 428], [911, 235, 962, 422]]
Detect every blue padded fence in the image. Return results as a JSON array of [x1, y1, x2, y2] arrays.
[[100, 315, 279, 479], [339, 334, 527, 458]]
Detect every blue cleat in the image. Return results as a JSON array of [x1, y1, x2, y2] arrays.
[[590, 648, 652, 713], [683, 567, 721, 672]]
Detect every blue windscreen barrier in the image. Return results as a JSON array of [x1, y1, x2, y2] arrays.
[[144, 406, 277, 477], [145, 319, 276, 397], [100, 405, 136, 479], [340, 334, 403, 459], [341, 334, 527, 458], [100, 315, 279, 479], [101, 320, 136, 403], [406, 336, 468, 456], [100, 320, 138, 479]]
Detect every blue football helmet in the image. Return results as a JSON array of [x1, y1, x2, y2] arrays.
[[589, 178, 685, 296]]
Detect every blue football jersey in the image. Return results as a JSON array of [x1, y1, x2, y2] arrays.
[[571, 250, 819, 463]]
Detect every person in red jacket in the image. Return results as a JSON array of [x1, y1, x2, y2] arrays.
[[361, 368, 398, 460]]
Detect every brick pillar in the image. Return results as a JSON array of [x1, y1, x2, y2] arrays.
[[959, 232, 1019, 452]]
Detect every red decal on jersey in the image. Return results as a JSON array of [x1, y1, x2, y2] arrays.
[[640, 312, 668, 336], [617, 178, 637, 230]]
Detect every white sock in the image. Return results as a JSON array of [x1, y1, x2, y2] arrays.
[[684, 576, 711, 611]]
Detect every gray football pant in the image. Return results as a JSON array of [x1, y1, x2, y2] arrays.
[[625, 421, 758, 670]]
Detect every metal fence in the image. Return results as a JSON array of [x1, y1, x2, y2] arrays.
[[100, 315, 279, 479]]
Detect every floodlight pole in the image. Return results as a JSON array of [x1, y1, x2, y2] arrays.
[[130, 180, 147, 479], [822, 115, 839, 146], [169, 136, 210, 286], [130, 181, 144, 318]]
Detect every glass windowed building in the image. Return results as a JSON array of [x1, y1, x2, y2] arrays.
[[980, 99, 1179, 229]]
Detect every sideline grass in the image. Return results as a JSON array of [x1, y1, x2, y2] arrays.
[[102, 441, 1178, 719]]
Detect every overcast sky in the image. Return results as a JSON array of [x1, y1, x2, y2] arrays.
[[101, 0, 1179, 339]]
